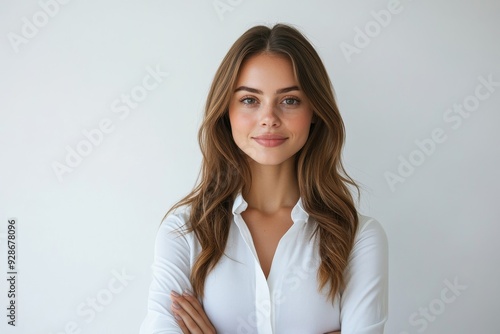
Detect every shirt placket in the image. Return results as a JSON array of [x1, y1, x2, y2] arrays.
[[233, 214, 274, 334]]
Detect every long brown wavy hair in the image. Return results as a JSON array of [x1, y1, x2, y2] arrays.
[[163, 23, 359, 302]]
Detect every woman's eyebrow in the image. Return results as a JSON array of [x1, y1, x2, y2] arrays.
[[234, 86, 300, 94], [276, 86, 300, 94]]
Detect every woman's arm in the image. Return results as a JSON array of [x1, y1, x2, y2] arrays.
[[139, 213, 196, 334], [339, 217, 389, 333]]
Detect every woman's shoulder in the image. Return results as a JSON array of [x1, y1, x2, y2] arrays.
[[355, 213, 388, 245], [158, 203, 193, 235]]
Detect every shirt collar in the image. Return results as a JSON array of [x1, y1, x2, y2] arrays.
[[231, 192, 310, 224]]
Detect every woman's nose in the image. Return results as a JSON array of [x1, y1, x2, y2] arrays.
[[259, 104, 280, 127]]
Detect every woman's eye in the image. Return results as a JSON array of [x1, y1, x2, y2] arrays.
[[282, 98, 300, 105], [241, 97, 257, 105]]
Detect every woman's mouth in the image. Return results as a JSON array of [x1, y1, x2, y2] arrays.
[[251, 134, 288, 147]]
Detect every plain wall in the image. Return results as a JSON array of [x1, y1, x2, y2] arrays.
[[1, 0, 499, 333]]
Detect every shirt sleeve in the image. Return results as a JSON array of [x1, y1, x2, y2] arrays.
[[339, 216, 389, 334], [139, 212, 195, 334]]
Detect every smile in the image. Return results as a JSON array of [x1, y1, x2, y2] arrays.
[[252, 135, 288, 147]]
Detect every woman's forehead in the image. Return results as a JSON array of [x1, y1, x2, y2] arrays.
[[234, 53, 299, 92]]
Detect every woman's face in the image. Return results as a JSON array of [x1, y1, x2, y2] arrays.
[[228, 53, 314, 166]]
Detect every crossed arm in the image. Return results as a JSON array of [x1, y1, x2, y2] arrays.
[[170, 290, 341, 334]]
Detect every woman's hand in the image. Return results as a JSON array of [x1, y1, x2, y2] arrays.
[[170, 290, 216, 334]]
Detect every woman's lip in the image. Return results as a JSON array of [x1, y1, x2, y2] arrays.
[[252, 137, 288, 147], [252, 134, 287, 140]]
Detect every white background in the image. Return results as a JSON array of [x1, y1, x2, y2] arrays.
[[1, 0, 499, 333]]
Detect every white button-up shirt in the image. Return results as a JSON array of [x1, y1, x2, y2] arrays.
[[140, 193, 388, 334]]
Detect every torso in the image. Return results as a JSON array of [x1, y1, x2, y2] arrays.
[[241, 207, 294, 278]]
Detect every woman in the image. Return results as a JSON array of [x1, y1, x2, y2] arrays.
[[140, 23, 388, 334]]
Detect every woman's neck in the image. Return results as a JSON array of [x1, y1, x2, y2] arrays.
[[242, 157, 300, 214]]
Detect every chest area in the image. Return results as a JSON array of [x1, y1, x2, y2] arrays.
[[202, 222, 340, 333], [240, 209, 294, 278]]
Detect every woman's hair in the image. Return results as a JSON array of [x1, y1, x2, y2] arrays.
[[164, 23, 359, 302]]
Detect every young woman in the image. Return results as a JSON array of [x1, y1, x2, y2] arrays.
[[140, 24, 388, 334]]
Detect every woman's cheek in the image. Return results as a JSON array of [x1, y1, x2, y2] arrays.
[[230, 111, 254, 135]]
